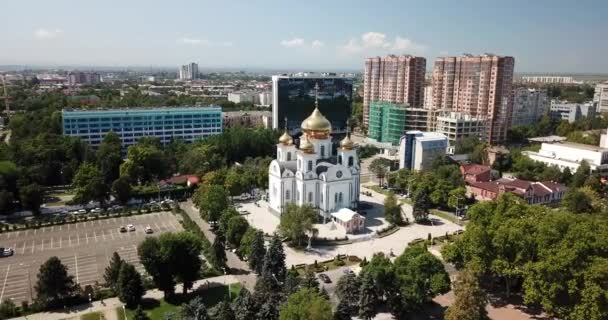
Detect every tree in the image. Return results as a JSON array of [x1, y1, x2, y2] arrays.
[[448, 187, 467, 211], [283, 269, 301, 296], [161, 232, 203, 295], [383, 192, 403, 225], [210, 300, 235, 320], [300, 270, 320, 292], [211, 236, 228, 271], [278, 203, 316, 247], [333, 299, 352, 320], [103, 252, 124, 292], [96, 131, 123, 184], [72, 162, 110, 206], [138, 237, 175, 298], [335, 273, 360, 315], [199, 185, 230, 222], [111, 177, 132, 205], [182, 296, 209, 320], [369, 158, 391, 186], [119, 142, 167, 184], [412, 189, 430, 222], [248, 230, 266, 274], [117, 263, 144, 308], [232, 287, 257, 320], [361, 253, 395, 300], [226, 215, 249, 248], [133, 305, 150, 320], [0, 299, 20, 319], [19, 183, 44, 215], [238, 227, 257, 259], [358, 272, 379, 320], [262, 234, 287, 283], [562, 188, 594, 214], [393, 245, 451, 310], [570, 160, 590, 188], [35, 256, 76, 306], [279, 288, 333, 320], [561, 167, 573, 185], [0, 190, 15, 214], [445, 268, 488, 320]]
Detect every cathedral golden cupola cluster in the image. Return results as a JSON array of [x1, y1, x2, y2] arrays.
[[300, 83, 331, 140], [278, 130, 293, 145], [298, 134, 315, 153]]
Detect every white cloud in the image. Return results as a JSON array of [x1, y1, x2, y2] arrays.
[[177, 37, 233, 47], [34, 28, 63, 39], [339, 32, 427, 55], [280, 38, 305, 48], [311, 40, 324, 48]]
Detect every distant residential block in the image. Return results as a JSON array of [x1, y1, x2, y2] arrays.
[[511, 88, 549, 127], [62, 106, 222, 148], [549, 101, 595, 123]]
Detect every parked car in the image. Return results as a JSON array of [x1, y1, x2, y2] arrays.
[[145, 226, 153, 234], [318, 273, 331, 283], [0, 247, 13, 257], [119, 226, 127, 233], [342, 268, 354, 275], [77, 209, 87, 215], [127, 224, 135, 232], [91, 208, 102, 214]]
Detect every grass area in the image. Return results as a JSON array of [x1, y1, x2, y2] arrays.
[[80, 311, 106, 320], [116, 284, 242, 320], [366, 185, 412, 204], [294, 256, 361, 275], [430, 209, 465, 225]]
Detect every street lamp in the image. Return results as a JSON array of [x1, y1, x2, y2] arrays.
[[122, 305, 127, 319]]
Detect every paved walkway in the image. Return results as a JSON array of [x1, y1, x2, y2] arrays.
[[9, 275, 239, 320], [181, 200, 256, 291]]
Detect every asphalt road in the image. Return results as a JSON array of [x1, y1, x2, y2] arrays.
[[0, 211, 182, 303]]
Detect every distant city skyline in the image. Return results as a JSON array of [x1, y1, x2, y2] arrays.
[[1, 0, 607, 73]]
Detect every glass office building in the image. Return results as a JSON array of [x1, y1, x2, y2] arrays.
[[272, 74, 353, 133], [62, 106, 222, 147]]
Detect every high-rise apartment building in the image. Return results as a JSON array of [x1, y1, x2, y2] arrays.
[[432, 54, 515, 144], [363, 55, 426, 127], [368, 101, 407, 146], [511, 88, 549, 127], [179, 63, 199, 80], [67, 71, 101, 86]]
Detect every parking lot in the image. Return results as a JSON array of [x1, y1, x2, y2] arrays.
[[0, 211, 182, 303]]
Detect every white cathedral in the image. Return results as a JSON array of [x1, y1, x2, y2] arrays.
[[268, 97, 360, 222]]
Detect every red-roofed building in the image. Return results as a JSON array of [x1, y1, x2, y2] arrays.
[[466, 178, 567, 205], [460, 164, 492, 183], [159, 174, 200, 189]]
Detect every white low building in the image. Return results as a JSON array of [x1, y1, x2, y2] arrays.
[[331, 208, 365, 234], [268, 95, 360, 222], [523, 142, 608, 174]]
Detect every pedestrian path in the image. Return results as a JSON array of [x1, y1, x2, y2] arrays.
[[9, 275, 239, 320]]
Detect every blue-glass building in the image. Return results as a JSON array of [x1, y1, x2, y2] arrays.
[[62, 106, 223, 147]]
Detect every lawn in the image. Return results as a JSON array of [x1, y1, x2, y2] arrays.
[[80, 311, 106, 320], [116, 283, 242, 320], [430, 209, 465, 226]]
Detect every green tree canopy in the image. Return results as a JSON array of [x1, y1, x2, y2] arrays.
[[279, 288, 333, 320], [117, 262, 145, 308], [35, 256, 76, 306], [72, 162, 109, 206], [278, 203, 316, 247]]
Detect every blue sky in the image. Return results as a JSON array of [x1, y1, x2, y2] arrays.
[[1, 0, 607, 73]]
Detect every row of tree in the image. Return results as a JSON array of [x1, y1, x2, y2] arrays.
[[442, 193, 608, 319]]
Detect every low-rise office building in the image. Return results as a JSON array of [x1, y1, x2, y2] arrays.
[[522, 142, 608, 174], [435, 112, 486, 143], [550, 101, 595, 123], [62, 106, 222, 148], [399, 131, 448, 171], [228, 91, 258, 104], [223, 111, 272, 129], [594, 81, 608, 113], [467, 178, 567, 205]]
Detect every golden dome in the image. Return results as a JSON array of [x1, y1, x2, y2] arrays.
[[299, 134, 315, 153], [301, 107, 332, 133], [278, 131, 293, 145], [340, 134, 355, 150]]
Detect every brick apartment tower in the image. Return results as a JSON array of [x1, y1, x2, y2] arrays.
[[363, 55, 426, 128], [432, 54, 514, 144]]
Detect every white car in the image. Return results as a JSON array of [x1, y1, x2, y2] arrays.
[[91, 208, 102, 214], [145, 226, 153, 234], [77, 209, 87, 214], [127, 224, 136, 232]]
